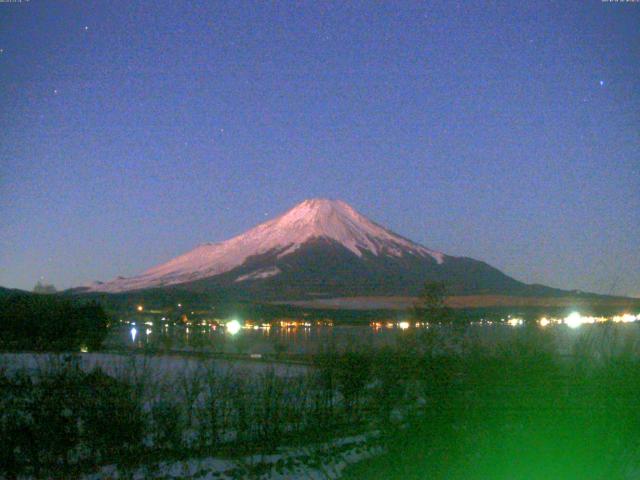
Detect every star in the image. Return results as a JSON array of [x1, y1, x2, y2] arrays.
[[84, 26, 89, 31], [53, 89, 59, 95], [599, 80, 605, 87]]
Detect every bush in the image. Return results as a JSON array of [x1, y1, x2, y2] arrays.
[[335, 351, 371, 420], [0, 364, 143, 478], [150, 399, 184, 451], [0, 294, 109, 351], [81, 368, 144, 465]]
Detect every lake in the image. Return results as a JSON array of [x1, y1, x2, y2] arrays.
[[104, 313, 640, 357]]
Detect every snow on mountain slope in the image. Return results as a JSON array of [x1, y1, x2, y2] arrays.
[[87, 199, 445, 293], [234, 267, 282, 283]]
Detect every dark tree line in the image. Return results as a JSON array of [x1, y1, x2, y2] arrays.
[[0, 294, 109, 351], [412, 281, 453, 323]]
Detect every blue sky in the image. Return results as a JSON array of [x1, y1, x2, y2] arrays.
[[1, 1, 638, 296]]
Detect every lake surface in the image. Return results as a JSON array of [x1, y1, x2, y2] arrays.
[[107, 322, 405, 355], [104, 316, 640, 357]]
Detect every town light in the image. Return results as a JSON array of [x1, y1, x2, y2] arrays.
[[226, 319, 241, 335], [565, 312, 583, 329], [507, 317, 524, 327], [136, 305, 143, 312]]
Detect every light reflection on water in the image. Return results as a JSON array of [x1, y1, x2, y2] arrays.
[[107, 318, 640, 356], [114, 322, 381, 355]]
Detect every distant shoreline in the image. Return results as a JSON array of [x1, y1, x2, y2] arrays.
[[276, 295, 640, 311]]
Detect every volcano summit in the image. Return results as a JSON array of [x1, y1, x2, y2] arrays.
[[86, 199, 559, 300]]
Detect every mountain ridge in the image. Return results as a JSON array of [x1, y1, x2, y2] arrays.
[[87, 198, 446, 293], [82, 198, 578, 300]]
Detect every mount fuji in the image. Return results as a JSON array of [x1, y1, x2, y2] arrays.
[[84, 199, 559, 300]]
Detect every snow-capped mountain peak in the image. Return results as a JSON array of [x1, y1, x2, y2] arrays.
[[267, 198, 443, 259], [87, 198, 444, 292]]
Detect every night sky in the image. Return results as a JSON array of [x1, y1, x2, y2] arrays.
[[1, 1, 638, 296]]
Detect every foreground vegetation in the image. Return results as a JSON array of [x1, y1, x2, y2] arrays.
[[1, 323, 640, 478], [0, 349, 377, 478], [0, 293, 109, 351], [344, 325, 640, 480]]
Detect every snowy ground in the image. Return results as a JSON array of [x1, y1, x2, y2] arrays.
[[3, 352, 382, 479], [0, 352, 309, 381], [82, 433, 382, 480]]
